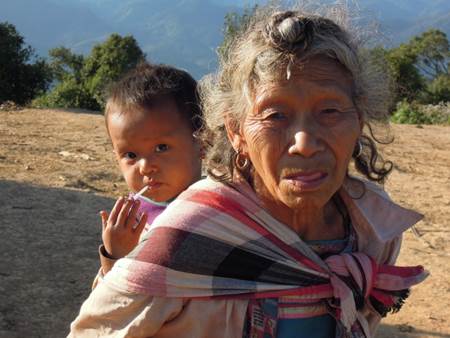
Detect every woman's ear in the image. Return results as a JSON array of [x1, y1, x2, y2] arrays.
[[224, 114, 246, 153]]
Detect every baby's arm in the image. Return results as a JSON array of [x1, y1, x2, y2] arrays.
[[69, 279, 185, 337], [98, 197, 148, 275]]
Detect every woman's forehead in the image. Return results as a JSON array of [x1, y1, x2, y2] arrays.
[[295, 56, 352, 81], [253, 57, 354, 105]]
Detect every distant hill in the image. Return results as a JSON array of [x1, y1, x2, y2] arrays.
[[1, 0, 449, 78], [360, 0, 450, 46], [0, 0, 112, 55]]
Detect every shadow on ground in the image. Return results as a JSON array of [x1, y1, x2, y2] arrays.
[[0, 180, 114, 338], [377, 324, 450, 338]]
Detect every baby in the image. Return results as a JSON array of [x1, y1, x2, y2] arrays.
[[96, 62, 203, 278]]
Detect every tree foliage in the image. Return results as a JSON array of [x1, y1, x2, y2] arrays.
[[82, 34, 145, 108], [48, 47, 84, 83], [35, 34, 145, 111], [370, 29, 449, 105], [0, 22, 52, 105], [410, 29, 449, 79], [423, 74, 450, 104], [385, 44, 425, 102]]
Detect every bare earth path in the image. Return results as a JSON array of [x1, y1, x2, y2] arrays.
[[0, 109, 449, 338]]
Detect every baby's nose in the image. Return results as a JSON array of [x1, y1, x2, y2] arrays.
[[139, 157, 158, 175]]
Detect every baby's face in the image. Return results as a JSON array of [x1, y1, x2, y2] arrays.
[[108, 101, 202, 202]]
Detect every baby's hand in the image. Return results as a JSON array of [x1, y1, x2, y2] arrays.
[[100, 196, 148, 259]]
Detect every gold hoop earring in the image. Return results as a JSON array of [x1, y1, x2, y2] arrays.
[[235, 152, 250, 171], [353, 139, 363, 158]]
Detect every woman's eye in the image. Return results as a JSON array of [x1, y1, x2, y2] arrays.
[[265, 111, 286, 120], [124, 152, 137, 160], [321, 108, 341, 115], [155, 144, 169, 153]]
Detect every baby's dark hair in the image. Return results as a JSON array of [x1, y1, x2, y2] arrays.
[[105, 62, 202, 133]]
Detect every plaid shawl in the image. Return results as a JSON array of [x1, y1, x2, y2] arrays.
[[106, 177, 427, 337]]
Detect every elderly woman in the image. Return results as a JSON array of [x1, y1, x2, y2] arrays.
[[69, 6, 427, 338]]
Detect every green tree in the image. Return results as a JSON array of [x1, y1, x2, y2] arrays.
[[48, 46, 84, 82], [35, 34, 145, 110], [410, 29, 449, 79], [82, 34, 145, 108], [0, 22, 52, 104], [385, 44, 425, 102]]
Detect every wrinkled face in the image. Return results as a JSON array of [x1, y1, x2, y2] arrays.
[[231, 56, 362, 214], [107, 101, 202, 202]]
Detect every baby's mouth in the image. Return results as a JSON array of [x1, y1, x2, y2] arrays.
[[146, 180, 163, 190]]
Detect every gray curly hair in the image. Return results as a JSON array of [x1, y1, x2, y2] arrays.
[[200, 3, 393, 184]]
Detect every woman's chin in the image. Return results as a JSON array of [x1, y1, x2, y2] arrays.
[[278, 180, 334, 209]]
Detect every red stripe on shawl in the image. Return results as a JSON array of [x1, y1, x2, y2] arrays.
[[378, 264, 425, 277], [195, 284, 333, 301], [186, 190, 324, 273], [370, 289, 396, 306]]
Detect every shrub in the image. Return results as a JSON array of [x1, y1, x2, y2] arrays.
[[391, 101, 431, 124], [422, 74, 450, 104], [420, 102, 450, 125], [32, 77, 98, 110], [391, 101, 450, 125]]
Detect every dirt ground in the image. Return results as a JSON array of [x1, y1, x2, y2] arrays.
[[0, 108, 449, 338]]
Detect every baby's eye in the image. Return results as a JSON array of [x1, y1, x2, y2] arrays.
[[124, 152, 137, 160], [155, 144, 169, 153]]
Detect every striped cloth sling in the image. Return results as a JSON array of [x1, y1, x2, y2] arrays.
[[106, 178, 428, 338]]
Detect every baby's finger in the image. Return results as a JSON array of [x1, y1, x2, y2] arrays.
[[109, 197, 125, 225], [133, 212, 148, 234], [117, 198, 134, 227], [126, 199, 141, 228], [99, 211, 109, 231]]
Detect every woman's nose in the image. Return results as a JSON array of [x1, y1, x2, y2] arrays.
[[288, 123, 325, 158], [139, 157, 158, 175]]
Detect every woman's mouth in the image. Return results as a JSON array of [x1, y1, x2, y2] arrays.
[[283, 171, 328, 190]]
